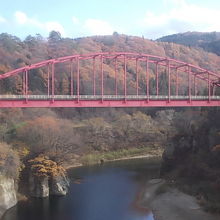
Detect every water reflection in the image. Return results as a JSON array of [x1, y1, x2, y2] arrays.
[[3, 159, 158, 220], [130, 182, 155, 220]]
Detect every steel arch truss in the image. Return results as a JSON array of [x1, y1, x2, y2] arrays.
[[0, 52, 220, 108]]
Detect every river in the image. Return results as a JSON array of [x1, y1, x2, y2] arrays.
[[2, 158, 160, 220]]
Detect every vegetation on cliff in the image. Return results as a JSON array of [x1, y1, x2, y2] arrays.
[[0, 142, 20, 179], [162, 108, 220, 213], [28, 155, 66, 177]]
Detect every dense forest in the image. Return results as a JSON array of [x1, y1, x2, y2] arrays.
[[1, 31, 220, 96], [0, 31, 220, 211], [157, 31, 220, 56]]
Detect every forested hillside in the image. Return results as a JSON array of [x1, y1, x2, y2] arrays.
[[157, 31, 220, 56], [1, 32, 220, 210], [0, 31, 220, 163], [1, 31, 220, 98]]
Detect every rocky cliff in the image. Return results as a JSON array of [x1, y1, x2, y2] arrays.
[[160, 111, 220, 212], [29, 172, 69, 198], [0, 175, 17, 218], [28, 155, 69, 198]]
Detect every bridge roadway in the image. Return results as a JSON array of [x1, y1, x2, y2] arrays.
[[0, 95, 220, 107]]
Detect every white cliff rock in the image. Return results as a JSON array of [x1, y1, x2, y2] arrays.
[[0, 175, 17, 218]]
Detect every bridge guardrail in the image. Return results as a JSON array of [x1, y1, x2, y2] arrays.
[[0, 95, 220, 100]]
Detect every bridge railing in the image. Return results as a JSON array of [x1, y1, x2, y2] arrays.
[[0, 95, 220, 101]]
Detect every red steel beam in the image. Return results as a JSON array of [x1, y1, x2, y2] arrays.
[[124, 55, 127, 101], [156, 63, 159, 96], [0, 52, 220, 109], [51, 62, 54, 102], [22, 71, 25, 96], [188, 65, 191, 102], [146, 57, 149, 102], [208, 72, 211, 102], [77, 57, 80, 102], [25, 69, 28, 102], [47, 63, 50, 96], [136, 58, 139, 96], [176, 68, 179, 96], [101, 55, 104, 102], [70, 59, 74, 96], [115, 58, 117, 96], [1, 52, 220, 84], [93, 57, 96, 96], [168, 60, 171, 102], [0, 100, 220, 108]]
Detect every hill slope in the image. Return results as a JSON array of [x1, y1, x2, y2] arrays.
[[157, 31, 220, 56], [1, 32, 220, 97]]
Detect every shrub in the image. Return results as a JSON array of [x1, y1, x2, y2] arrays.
[[28, 155, 66, 177], [0, 142, 20, 178]]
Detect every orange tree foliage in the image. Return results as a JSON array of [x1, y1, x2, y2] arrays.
[[28, 155, 65, 177]]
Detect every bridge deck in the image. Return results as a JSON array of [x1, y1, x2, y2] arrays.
[[0, 95, 220, 100], [0, 95, 219, 107]]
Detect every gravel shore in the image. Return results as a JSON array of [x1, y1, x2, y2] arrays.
[[141, 179, 220, 220]]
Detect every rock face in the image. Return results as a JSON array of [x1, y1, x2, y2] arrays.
[[27, 156, 70, 198], [29, 172, 69, 198], [163, 136, 193, 160], [49, 174, 69, 196], [29, 174, 49, 198], [0, 175, 17, 218], [161, 136, 193, 173]]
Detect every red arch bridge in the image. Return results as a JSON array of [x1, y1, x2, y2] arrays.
[[1, 52, 220, 108]]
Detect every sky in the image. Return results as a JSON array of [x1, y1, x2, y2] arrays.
[[0, 0, 220, 40]]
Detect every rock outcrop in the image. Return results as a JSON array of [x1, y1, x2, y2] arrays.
[[29, 174, 49, 198], [0, 175, 17, 218], [163, 136, 193, 160], [161, 135, 194, 173], [28, 155, 69, 198], [49, 175, 69, 196], [29, 172, 69, 197]]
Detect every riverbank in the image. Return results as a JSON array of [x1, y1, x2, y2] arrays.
[[65, 154, 162, 170], [64, 146, 163, 169], [141, 179, 220, 220]]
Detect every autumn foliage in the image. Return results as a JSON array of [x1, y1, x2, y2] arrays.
[[0, 142, 20, 178], [28, 155, 65, 177], [0, 32, 220, 97]]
